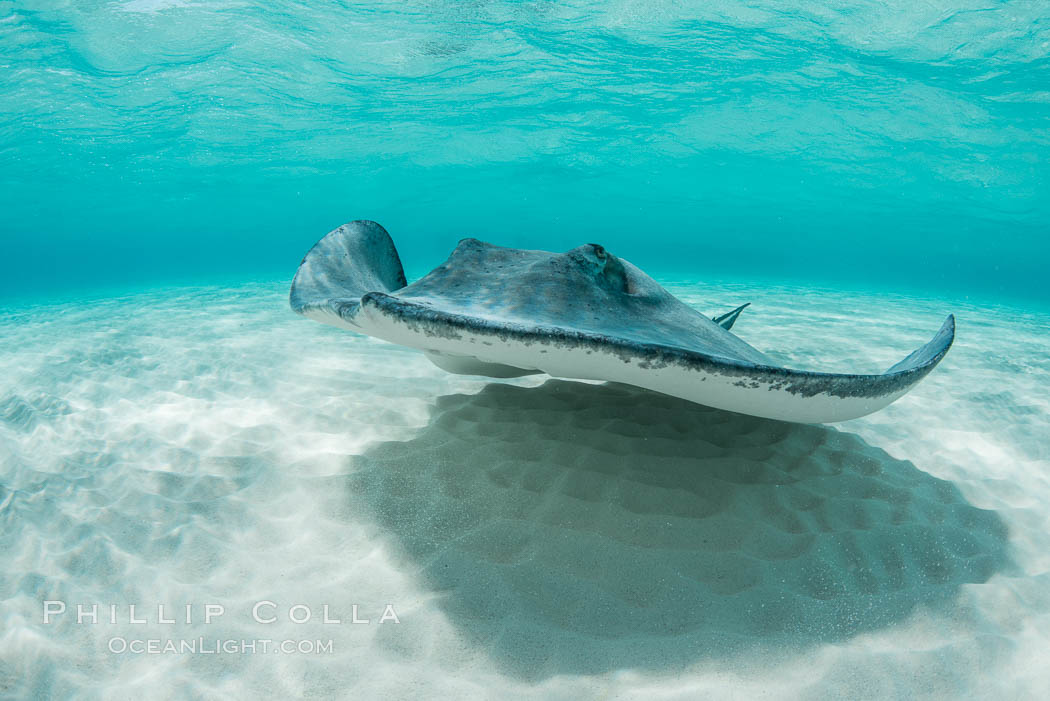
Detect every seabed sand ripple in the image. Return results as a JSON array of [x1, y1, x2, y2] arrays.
[[0, 281, 1048, 699]]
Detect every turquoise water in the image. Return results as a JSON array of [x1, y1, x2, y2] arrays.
[[2, 1, 1048, 303], [4, 6, 1050, 695]]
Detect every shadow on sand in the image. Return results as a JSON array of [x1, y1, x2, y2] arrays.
[[344, 380, 1010, 680]]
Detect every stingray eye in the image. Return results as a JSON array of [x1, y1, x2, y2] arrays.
[[586, 243, 607, 261]]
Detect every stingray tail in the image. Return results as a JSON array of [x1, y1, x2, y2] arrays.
[[713, 303, 750, 331]]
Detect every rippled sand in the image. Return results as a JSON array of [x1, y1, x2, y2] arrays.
[[1, 281, 1047, 699]]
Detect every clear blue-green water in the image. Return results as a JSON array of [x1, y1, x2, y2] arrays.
[[4, 5, 1050, 698], [2, 0, 1048, 304]]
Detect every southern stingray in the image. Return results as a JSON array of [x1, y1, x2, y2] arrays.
[[290, 221, 953, 423]]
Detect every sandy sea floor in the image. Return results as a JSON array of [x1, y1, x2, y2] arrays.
[[0, 280, 1048, 699]]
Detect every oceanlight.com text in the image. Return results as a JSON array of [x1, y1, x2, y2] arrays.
[[107, 637, 335, 655]]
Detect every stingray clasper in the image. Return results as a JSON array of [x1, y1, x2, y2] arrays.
[[290, 221, 954, 424]]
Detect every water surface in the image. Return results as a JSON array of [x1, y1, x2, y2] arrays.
[[2, 1, 1048, 303]]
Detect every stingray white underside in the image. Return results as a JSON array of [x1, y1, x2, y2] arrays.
[[301, 299, 952, 424]]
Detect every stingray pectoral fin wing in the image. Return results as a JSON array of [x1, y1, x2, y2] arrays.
[[672, 313, 955, 423], [353, 294, 955, 424], [290, 220, 407, 329], [669, 313, 956, 423], [885, 314, 956, 374]]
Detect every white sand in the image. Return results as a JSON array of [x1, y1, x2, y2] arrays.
[[0, 281, 1047, 699]]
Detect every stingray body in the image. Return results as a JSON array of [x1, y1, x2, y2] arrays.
[[291, 221, 954, 423]]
